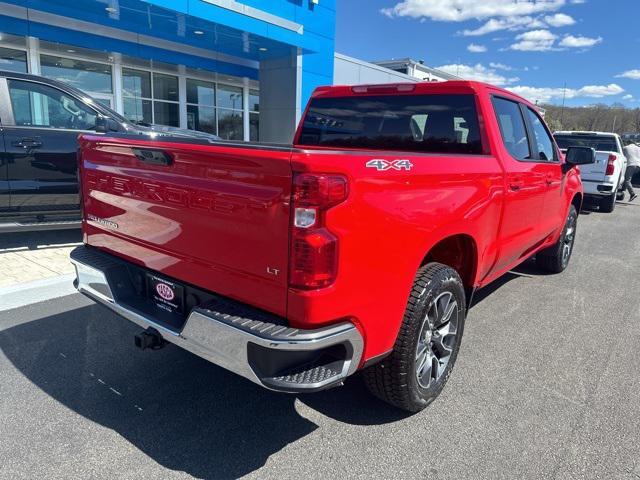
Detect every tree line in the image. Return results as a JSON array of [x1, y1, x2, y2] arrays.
[[541, 103, 640, 135]]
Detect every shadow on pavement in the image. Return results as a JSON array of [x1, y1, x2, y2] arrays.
[[0, 303, 407, 479], [0, 229, 81, 250]]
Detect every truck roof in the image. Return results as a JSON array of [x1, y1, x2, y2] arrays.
[[312, 80, 535, 108], [554, 131, 620, 137]]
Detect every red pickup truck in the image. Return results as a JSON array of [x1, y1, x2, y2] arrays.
[[71, 81, 595, 412]]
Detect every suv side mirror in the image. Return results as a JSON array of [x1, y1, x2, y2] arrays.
[[565, 146, 596, 165], [95, 115, 121, 133]]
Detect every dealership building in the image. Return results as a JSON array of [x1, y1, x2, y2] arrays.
[[0, 0, 451, 142]]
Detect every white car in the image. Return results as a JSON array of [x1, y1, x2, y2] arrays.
[[554, 131, 628, 213]]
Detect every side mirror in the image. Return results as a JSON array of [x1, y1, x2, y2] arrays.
[[565, 146, 596, 166], [95, 115, 121, 133]]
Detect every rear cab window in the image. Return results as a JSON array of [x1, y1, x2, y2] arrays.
[[554, 134, 619, 153], [297, 94, 484, 155]]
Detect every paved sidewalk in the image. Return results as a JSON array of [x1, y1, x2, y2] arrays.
[[0, 230, 82, 288]]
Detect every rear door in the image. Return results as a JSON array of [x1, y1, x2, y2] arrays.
[[4, 78, 91, 214], [80, 136, 293, 316], [491, 96, 549, 272]]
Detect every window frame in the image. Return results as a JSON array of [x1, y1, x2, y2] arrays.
[[185, 78, 217, 136], [523, 105, 559, 163], [4, 77, 100, 132], [491, 95, 537, 163], [216, 83, 244, 141], [0, 46, 28, 74]]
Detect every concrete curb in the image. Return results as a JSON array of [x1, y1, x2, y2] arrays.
[[0, 274, 77, 311]]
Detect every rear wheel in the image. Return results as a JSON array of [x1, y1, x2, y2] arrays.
[[600, 192, 616, 213], [363, 263, 466, 413], [536, 205, 578, 273]]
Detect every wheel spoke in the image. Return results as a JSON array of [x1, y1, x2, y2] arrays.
[[434, 292, 456, 327], [416, 342, 428, 364], [416, 349, 433, 387], [430, 354, 440, 381]]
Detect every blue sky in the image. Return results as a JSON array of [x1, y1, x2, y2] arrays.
[[335, 0, 640, 106]]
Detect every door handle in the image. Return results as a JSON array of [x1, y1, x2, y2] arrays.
[[12, 138, 43, 149], [509, 180, 524, 191], [546, 174, 559, 186]]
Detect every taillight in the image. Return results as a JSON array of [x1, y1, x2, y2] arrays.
[[289, 173, 348, 290], [606, 154, 616, 176]]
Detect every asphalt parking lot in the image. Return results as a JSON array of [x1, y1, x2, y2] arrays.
[[1, 201, 640, 480]]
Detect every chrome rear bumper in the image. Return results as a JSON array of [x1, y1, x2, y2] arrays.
[[71, 246, 363, 392]]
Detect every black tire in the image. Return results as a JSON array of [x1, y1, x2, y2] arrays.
[[600, 192, 616, 213], [363, 263, 466, 413], [617, 191, 626, 202], [536, 205, 578, 273]]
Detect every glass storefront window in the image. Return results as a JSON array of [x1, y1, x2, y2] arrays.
[[123, 97, 152, 124], [249, 90, 259, 141], [123, 68, 151, 98], [40, 54, 112, 94], [217, 84, 243, 110], [153, 73, 179, 102], [250, 112, 259, 142], [249, 90, 260, 112], [218, 109, 244, 141], [0, 47, 27, 73], [187, 79, 215, 105], [187, 105, 216, 134], [122, 69, 178, 126], [122, 68, 152, 124], [154, 101, 179, 127], [186, 79, 216, 135]]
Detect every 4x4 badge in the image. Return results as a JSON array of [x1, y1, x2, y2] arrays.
[[366, 159, 413, 171]]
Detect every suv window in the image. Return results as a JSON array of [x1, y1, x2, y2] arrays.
[[492, 97, 530, 161], [525, 108, 556, 161], [297, 94, 483, 155], [8, 79, 97, 130]]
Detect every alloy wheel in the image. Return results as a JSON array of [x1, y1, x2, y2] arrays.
[[415, 291, 459, 389]]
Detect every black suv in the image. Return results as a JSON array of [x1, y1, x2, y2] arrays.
[[0, 71, 220, 232]]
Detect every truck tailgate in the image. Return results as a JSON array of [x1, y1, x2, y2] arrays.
[[78, 135, 293, 316], [579, 151, 610, 183]]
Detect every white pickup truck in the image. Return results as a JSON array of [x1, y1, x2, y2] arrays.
[[554, 131, 627, 213]]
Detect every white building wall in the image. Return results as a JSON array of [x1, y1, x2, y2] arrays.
[[333, 53, 420, 86]]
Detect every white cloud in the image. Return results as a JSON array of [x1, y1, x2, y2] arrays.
[[467, 43, 488, 53], [508, 83, 624, 103], [623, 94, 634, 101], [616, 69, 640, 80], [558, 34, 602, 48], [435, 63, 519, 86], [381, 0, 565, 22], [544, 13, 575, 27], [489, 62, 514, 71], [461, 16, 536, 36], [510, 29, 557, 51]]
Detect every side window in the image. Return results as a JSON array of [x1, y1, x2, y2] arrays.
[[492, 97, 531, 161], [525, 108, 556, 161], [8, 79, 97, 130]]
